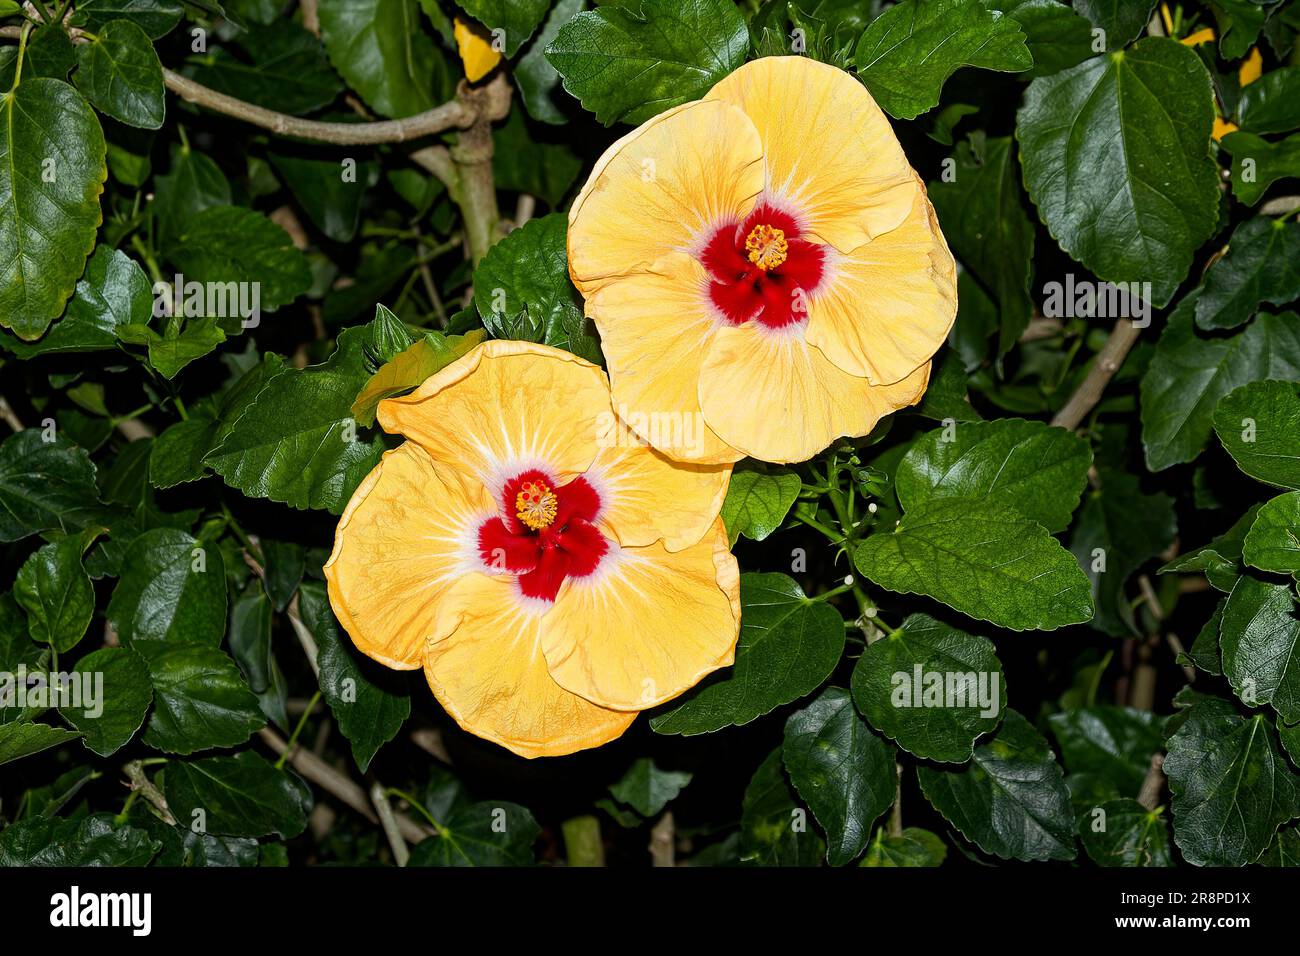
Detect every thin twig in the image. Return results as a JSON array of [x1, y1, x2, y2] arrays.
[[370, 781, 410, 866], [286, 592, 321, 679], [0, 395, 24, 432], [649, 812, 675, 867], [1137, 753, 1166, 811], [123, 760, 177, 826], [1051, 319, 1143, 431]]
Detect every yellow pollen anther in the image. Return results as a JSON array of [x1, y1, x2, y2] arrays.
[[745, 224, 789, 271], [515, 480, 558, 531]]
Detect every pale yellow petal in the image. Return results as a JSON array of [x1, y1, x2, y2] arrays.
[[707, 56, 918, 252], [424, 573, 635, 758], [540, 521, 740, 711], [377, 340, 614, 497], [583, 252, 739, 464], [806, 186, 956, 384], [698, 326, 931, 464], [567, 99, 765, 293], [324, 443, 495, 670]]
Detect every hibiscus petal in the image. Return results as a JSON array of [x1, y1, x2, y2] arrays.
[[583, 252, 739, 464], [697, 325, 931, 464], [806, 185, 957, 384], [324, 443, 495, 670], [539, 520, 740, 711], [378, 341, 613, 499], [567, 99, 765, 293], [424, 573, 636, 758], [706, 56, 919, 253]]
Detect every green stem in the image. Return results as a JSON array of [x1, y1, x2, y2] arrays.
[[221, 500, 264, 565], [386, 788, 444, 833], [9, 21, 31, 93], [795, 511, 843, 544], [561, 815, 605, 867], [275, 691, 321, 770], [811, 580, 855, 602]]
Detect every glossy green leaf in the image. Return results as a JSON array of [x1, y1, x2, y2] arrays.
[[1195, 217, 1300, 331], [1213, 379, 1300, 490], [1239, 66, 1300, 135], [0, 78, 107, 341], [13, 526, 101, 653], [162, 750, 311, 838], [1048, 706, 1163, 795], [608, 758, 692, 818], [0, 813, 158, 866], [0, 720, 82, 766], [896, 418, 1090, 532], [1078, 799, 1172, 867], [409, 801, 540, 866], [1017, 38, 1219, 306], [106, 528, 227, 646], [784, 687, 896, 866], [860, 826, 948, 867], [72, 0, 185, 39], [136, 641, 265, 754], [545, 0, 749, 125], [851, 613, 1004, 763], [720, 467, 800, 545], [1243, 491, 1300, 574], [650, 573, 845, 735], [74, 19, 166, 129], [169, 205, 312, 312], [739, 747, 825, 866], [918, 709, 1077, 861], [515, 0, 583, 124], [58, 646, 153, 757], [318, 0, 441, 119], [855, 498, 1094, 632], [1070, 0, 1154, 48], [0, 430, 102, 544], [351, 328, 486, 427], [453, 0, 550, 56], [856, 0, 1031, 119], [1164, 694, 1300, 866], [1221, 575, 1300, 722], [1220, 131, 1300, 206], [192, 21, 344, 116], [989, 0, 1095, 76]]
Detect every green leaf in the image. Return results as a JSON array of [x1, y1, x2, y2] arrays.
[[1181, 600, 1225, 675], [515, 0, 584, 124], [545, 0, 749, 125], [0, 814, 159, 866], [1221, 575, 1300, 723], [1141, 300, 1300, 471], [205, 323, 387, 514], [989, 0, 1095, 76], [0, 246, 151, 358], [1220, 130, 1300, 206], [226, 588, 273, 694], [1070, 0, 1155, 48], [607, 758, 692, 817], [269, 151, 377, 243], [1261, 825, 1300, 866], [860, 826, 948, 867], [783, 687, 896, 866], [0, 593, 49, 724], [453, 0, 550, 56], [855, 498, 1094, 632], [855, 0, 1033, 120], [14, 526, 101, 653], [1017, 38, 1219, 307], [720, 467, 800, 545], [351, 328, 486, 427], [74, 19, 166, 129], [491, 108, 582, 207], [409, 801, 540, 866], [1195, 217, 1300, 331], [1048, 706, 1163, 795], [851, 613, 1005, 763], [162, 751, 311, 838], [1164, 694, 1300, 866], [1066, 468, 1177, 636], [106, 528, 227, 646], [300, 581, 410, 773], [0, 720, 82, 766], [918, 709, 1076, 861], [318, 0, 442, 119], [119, 316, 228, 379], [152, 145, 231, 245], [192, 21, 344, 116], [1210, 0, 1273, 59], [58, 646, 153, 757], [1213, 379, 1300, 490], [169, 205, 312, 311], [1078, 799, 1172, 867], [136, 641, 265, 754], [473, 213, 598, 361], [0, 78, 107, 341], [650, 573, 845, 736], [1243, 491, 1300, 574], [71, 0, 185, 39], [928, 135, 1036, 352], [0, 429, 102, 543], [739, 747, 825, 866], [896, 418, 1091, 532], [260, 538, 305, 612], [1239, 66, 1300, 135]]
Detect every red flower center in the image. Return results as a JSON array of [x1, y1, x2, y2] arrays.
[[700, 202, 827, 330], [477, 469, 608, 602]]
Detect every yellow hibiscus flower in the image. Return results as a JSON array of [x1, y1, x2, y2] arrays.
[[324, 341, 740, 758], [567, 56, 957, 465]]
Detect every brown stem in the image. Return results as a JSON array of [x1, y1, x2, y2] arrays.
[[1051, 319, 1143, 431], [370, 781, 410, 866], [649, 812, 675, 867], [0, 395, 24, 432], [1137, 753, 1166, 811]]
